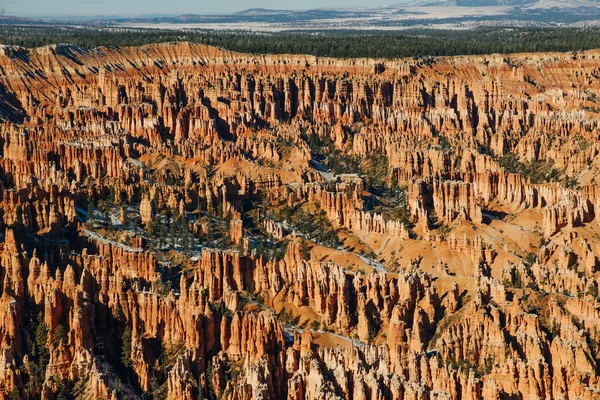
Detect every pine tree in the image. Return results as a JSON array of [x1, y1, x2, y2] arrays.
[[32, 312, 49, 392], [206, 214, 214, 243], [182, 229, 192, 255], [109, 185, 116, 205], [52, 324, 68, 348], [121, 326, 133, 368], [9, 388, 19, 400], [170, 220, 176, 249], [87, 200, 95, 223], [300, 238, 311, 261], [35, 313, 48, 364]]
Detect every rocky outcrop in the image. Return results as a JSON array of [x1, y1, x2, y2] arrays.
[[0, 42, 599, 400]]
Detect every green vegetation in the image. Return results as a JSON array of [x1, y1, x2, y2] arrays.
[[121, 326, 133, 368], [505, 269, 524, 289], [369, 186, 413, 229], [147, 212, 195, 254], [52, 324, 68, 348], [588, 282, 599, 299], [304, 131, 413, 237], [360, 154, 390, 190], [237, 291, 266, 311], [14, 312, 52, 398], [310, 320, 321, 331], [3, 26, 600, 59], [449, 355, 494, 379], [498, 154, 561, 184], [299, 237, 311, 261], [277, 308, 300, 326], [271, 204, 340, 249], [32, 313, 50, 391], [304, 132, 361, 176], [87, 200, 95, 223]]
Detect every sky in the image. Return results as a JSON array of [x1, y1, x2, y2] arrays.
[[1, 0, 402, 17]]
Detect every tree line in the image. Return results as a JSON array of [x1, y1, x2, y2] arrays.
[[2, 25, 600, 58]]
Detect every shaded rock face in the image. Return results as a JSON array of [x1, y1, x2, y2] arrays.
[[0, 42, 599, 399]]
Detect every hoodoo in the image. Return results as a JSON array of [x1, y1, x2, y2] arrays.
[[0, 41, 599, 399]]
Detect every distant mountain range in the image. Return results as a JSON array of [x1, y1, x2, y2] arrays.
[[3, 0, 600, 30], [0, 15, 56, 25], [410, 0, 595, 5], [416, 0, 536, 5]]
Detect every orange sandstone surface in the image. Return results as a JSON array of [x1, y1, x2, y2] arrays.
[[0, 42, 598, 399]]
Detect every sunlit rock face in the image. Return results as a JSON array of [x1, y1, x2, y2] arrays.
[[0, 42, 599, 399]]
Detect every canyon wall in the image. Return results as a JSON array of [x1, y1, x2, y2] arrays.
[[0, 42, 598, 399]]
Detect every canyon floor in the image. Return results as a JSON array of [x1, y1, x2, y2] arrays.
[[0, 42, 598, 399]]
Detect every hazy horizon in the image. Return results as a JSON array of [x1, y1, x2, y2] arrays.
[[1, 0, 409, 18]]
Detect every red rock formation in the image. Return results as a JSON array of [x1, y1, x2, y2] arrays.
[[0, 42, 598, 399]]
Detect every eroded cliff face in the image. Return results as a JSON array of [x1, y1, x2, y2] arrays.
[[0, 42, 599, 399]]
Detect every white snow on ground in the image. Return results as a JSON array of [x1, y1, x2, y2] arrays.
[[128, 158, 143, 168], [310, 160, 334, 181], [117, 5, 514, 32], [336, 246, 387, 273], [318, 170, 334, 181], [109, 213, 121, 227], [357, 254, 387, 273], [284, 327, 365, 347], [83, 228, 143, 253]]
